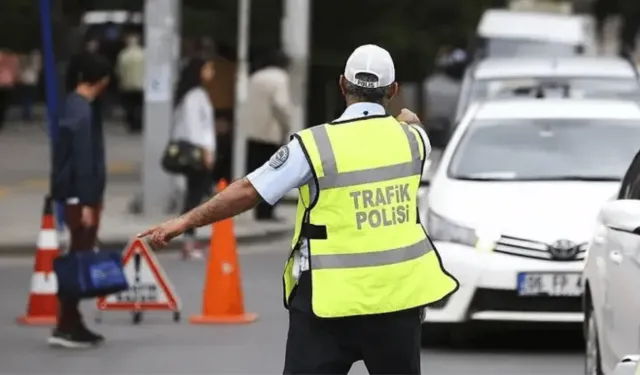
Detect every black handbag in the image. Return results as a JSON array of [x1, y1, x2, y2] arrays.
[[161, 140, 206, 175]]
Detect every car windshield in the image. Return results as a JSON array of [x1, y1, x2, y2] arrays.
[[486, 38, 578, 57], [448, 119, 640, 181], [470, 77, 640, 102]]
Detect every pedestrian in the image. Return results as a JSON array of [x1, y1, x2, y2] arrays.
[[0, 49, 18, 131], [423, 45, 464, 148], [49, 54, 111, 348], [170, 57, 216, 260], [244, 50, 291, 221], [66, 37, 108, 137], [18, 49, 41, 122], [116, 33, 145, 133], [139, 44, 459, 374]]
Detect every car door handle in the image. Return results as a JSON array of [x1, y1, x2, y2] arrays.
[[609, 251, 624, 265]]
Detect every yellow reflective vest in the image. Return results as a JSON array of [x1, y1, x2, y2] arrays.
[[283, 115, 459, 318]]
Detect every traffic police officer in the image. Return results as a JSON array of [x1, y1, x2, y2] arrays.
[[140, 44, 459, 374]]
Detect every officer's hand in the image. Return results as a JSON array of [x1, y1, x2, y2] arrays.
[[397, 108, 421, 125], [137, 217, 189, 249]]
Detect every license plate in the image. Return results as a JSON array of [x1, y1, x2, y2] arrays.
[[517, 272, 582, 297]]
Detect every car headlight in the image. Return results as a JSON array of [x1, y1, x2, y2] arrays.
[[426, 210, 478, 247]]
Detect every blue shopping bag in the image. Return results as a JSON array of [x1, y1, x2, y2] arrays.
[[54, 250, 129, 299]]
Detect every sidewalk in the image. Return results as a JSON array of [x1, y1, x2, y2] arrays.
[[0, 181, 296, 255]]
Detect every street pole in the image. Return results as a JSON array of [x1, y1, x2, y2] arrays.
[[282, 0, 310, 135], [232, 0, 252, 182], [141, 0, 180, 215], [281, 0, 311, 200], [39, 0, 65, 229]]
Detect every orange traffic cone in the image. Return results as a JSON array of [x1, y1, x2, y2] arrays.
[[190, 179, 258, 325], [17, 196, 60, 325]]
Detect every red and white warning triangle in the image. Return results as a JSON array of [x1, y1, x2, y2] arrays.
[[97, 238, 181, 311]]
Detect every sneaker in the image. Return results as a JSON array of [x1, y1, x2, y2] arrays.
[[47, 328, 103, 349], [79, 326, 105, 343]]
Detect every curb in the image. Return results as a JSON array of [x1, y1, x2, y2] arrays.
[[0, 228, 292, 256]]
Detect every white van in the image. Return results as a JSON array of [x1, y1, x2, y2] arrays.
[[475, 9, 594, 58]]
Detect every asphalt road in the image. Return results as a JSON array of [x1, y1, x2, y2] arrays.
[[0, 237, 584, 374]]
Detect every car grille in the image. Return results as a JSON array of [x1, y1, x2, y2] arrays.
[[469, 288, 582, 313], [494, 235, 587, 261]]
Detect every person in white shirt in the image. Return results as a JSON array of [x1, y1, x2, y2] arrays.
[[245, 50, 291, 221], [116, 34, 145, 133], [171, 57, 216, 259]]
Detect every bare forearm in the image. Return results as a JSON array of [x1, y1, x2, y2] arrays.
[[181, 177, 261, 230]]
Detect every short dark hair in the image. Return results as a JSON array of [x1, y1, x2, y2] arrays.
[[344, 72, 392, 104], [77, 54, 111, 85]]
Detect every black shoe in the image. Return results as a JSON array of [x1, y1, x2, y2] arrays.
[[78, 326, 105, 343], [47, 328, 103, 349]]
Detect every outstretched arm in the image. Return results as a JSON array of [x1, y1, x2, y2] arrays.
[[181, 177, 260, 230]]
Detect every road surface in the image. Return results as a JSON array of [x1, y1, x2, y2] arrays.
[[0, 236, 583, 374]]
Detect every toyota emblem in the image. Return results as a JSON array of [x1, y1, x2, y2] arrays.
[[548, 239, 579, 260]]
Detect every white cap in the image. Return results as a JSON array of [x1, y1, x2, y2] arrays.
[[343, 44, 395, 89]]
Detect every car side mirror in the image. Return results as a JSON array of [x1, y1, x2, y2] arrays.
[[601, 200, 640, 233]]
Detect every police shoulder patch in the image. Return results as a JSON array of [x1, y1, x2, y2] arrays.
[[268, 145, 290, 169]]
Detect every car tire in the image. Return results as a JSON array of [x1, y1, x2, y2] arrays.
[[585, 301, 604, 375]]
